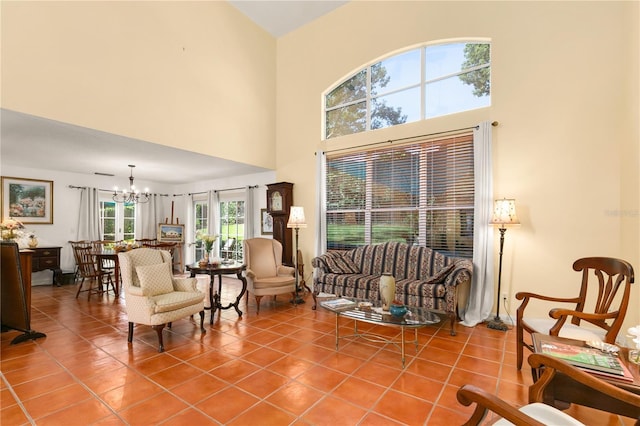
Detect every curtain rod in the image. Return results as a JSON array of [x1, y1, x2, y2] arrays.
[[183, 184, 259, 197], [67, 185, 169, 197], [324, 121, 498, 154]]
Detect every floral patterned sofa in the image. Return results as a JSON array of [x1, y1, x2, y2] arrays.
[[311, 242, 472, 335]]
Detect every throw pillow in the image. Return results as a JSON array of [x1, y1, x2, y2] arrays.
[[324, 252, 360, 274], [136, 263, 174, 296]]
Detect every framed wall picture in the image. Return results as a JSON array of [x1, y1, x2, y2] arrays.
[[157, 223, 185, 242], [1, 176, 54, 224], [261, 208, 273, 235]]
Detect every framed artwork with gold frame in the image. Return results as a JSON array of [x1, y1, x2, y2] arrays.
[[1, 176, 54, 224]]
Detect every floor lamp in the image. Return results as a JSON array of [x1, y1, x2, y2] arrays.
[[487, 198, 520, 331], [287, 206, 306, 305]]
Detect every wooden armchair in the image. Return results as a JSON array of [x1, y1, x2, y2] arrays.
[[457, 353, 640, 426], [515, 257, 634, 369]]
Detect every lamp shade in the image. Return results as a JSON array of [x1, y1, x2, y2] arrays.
[[287, 206, 307, 228], [490, 198, 520, 226]]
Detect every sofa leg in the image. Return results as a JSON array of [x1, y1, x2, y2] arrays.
[[152, 324, 166, 352], [448, 312, 457, 336], [312, 290, 318, 310]]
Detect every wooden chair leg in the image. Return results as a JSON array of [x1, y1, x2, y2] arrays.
[[199, 311, 206, 333], [152, 324, 166, 352], [75, 277, 85, 298], [87, 277, 94, 300], [255, 295, 263, 313], [128, 322, 134, 343]]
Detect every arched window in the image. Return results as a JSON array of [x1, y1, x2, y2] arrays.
[[324, 41, 490, 139]]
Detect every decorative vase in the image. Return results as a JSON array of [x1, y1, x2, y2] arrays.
[[28, 236, 38, 248], [203, 251, 210, 264], [380, 273, 396, 311]]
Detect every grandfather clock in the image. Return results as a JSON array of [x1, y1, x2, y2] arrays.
[[266, 182, 294, 266]]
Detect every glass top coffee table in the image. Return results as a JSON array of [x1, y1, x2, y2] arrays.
[[320, 297, 441, 367]]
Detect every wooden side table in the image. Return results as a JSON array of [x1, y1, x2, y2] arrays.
[[186, 262, 247, 323]]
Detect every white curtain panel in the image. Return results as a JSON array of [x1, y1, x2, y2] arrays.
[[77, 187, 102, 241], [315, 149, 327, 258], [207, 190, 220, 253], [244, 186, 255, 239], [136, 194, 165, 240], [461, 121, 495, 327]]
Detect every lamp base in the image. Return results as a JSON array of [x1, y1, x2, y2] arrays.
[[290, 295, 305, 305], [487, 317, 509, 331]]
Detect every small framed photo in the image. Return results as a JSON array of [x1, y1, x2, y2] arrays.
[[158, 223, 185, 242], [1, 176, 54, 224], [261, 208, 273, 235]]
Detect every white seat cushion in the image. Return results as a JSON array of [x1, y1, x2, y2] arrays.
[[524, 318, 607, 342], [494, 402, 585, 425]]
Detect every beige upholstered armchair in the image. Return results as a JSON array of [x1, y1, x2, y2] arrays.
[[118, 248, 206, 352], [243, 238, 296, 313]]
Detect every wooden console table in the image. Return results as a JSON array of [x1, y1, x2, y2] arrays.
[[30, 246, 62, 286]]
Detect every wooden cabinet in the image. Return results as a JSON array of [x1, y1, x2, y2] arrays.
[[30, 247, 62, 285], [266, 182, 294, 266]]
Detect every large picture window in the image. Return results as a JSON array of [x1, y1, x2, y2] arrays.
[[325, 133, 474, 258], [324, 41, 490, 139]]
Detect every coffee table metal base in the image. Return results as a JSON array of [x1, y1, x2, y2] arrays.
[[335, 314, 420, 368]]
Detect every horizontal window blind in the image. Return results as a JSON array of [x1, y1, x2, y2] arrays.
[[325, 133, 474, 258]]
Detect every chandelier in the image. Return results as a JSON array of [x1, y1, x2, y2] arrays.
[[112, 165, 150, 204]]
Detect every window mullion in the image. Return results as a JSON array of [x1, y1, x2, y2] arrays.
[[364, 153, 373, 245]]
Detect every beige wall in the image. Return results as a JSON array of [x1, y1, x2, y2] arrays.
[[1, 1, 277, 169], [2, 1, 638, 333], [276, 1, 639, 331]]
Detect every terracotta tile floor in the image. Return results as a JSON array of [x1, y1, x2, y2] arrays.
[[1, 278, 635, 425]]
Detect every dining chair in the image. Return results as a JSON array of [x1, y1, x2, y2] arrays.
[[91, 240, 117, 272], [142, 241, 182, 273], [68, 240, 92, 282], [74, 245, 115, 300], [222, 238, 236, 263], [515, 257, 635, 369]]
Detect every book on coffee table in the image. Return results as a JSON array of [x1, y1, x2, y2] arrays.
[[538, 339, 634, 382], [320, 298, 357, 311]]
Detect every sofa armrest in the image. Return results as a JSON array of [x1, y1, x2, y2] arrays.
[[311, 255, 330, 272], [443, 259, 473, 287]]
